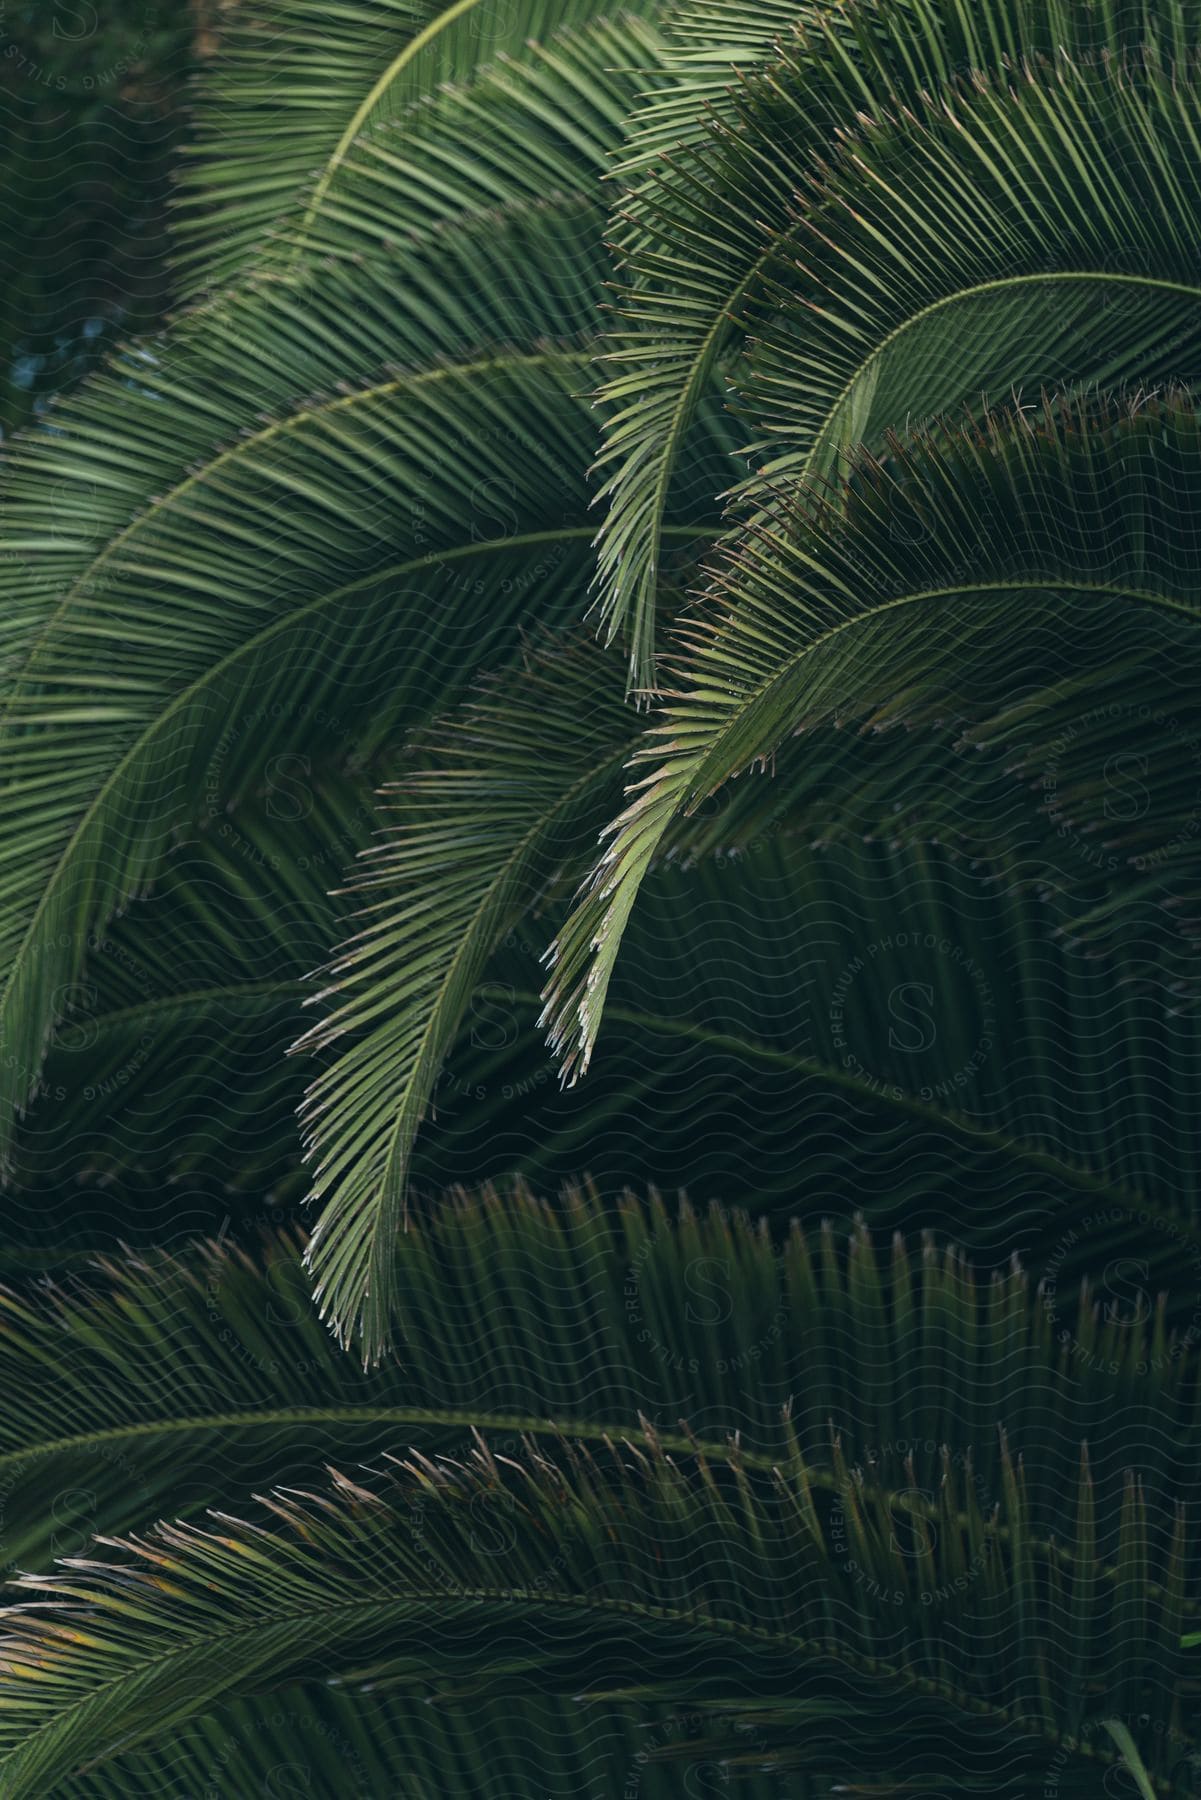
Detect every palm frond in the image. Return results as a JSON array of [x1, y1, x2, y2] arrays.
[[546, 392, 1201, 1078], [437, 837, 1198, 1287], [175, 0, 666, 291], [56, 1685, 782, 1800], [5, 780, 373, 1214], [0, 201, 609, 1159], [293, 634, 636, 1361], [4, 1180, 1195, 1606], [735, 44, 1201, 499], [594, 0, 1201, 686], [618, 0, 829, 176], [620, 0, 1200, 172], [0, 1416, 1191, 1795], [206, 11, 672, 273]]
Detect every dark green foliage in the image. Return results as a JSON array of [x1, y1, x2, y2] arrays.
[[0, 1, 189, 433], [1, 1, 1200, 1793], [0, 1191, 1197, 1793]]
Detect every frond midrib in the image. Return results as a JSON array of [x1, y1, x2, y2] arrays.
[[578, 998, 1159, 1218], [75, 980, 306, 1036], [286, 0, 493, 267]]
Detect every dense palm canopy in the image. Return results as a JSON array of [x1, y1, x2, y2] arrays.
[[0, 0, 1200, 1792]]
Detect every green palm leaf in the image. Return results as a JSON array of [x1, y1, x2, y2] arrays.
[[3, 1180, 1194, 1596], [0, 208, 607, 1159], [210, 10, 672, 272], [619, 0, 1199, 172], [0, 1422, 1190, 1795], [546, 392, 1201, 1078], [3, 4, 1200, 1794], [175, 0, 666, 290], [289, 615, 1198, 1358], [451, 837, 1199, 1259], [618, 0, 828, 173], [5, 782, 372, 1213], [734, 44, 1201, 498], [293, 635, 636, 1360], [57, 1686, 789, 1800], [594, 0, 1201, 686]]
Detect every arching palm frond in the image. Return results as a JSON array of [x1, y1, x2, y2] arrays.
[[56, 1686, 773, 1800], [618, 0, 826, 176], [0, 1188, 1196, 1791], [7, 1187, 1194, 1589], [546, 393, 1201, 1079], [734, 46, 1201, 499], [174, 0, 667, 291], [0, 1418, 1190, 1795], [293, 635, 636, 1360], [4, 780, 373, 1223], [595, 1, 1201, 686], [3, 5, 1201, 1794], [0, 201, 610, 1161], [458, 837, 1199, 1260], [620, 0, 1197, 172], [220, 10, 672, 272], [298, 725, 1201, 1358]]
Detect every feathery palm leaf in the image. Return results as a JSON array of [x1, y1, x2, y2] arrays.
[[54, 1686, 790, 1800], [212, 11, 673, 272], [295, 589, 1200, 1355], [0, 1417, 1191, 1796], [0, 2, 1199, 1795], [595, 0, 1201, 684], [4, 1185, 1193, 1586], [619, 0, 1200, 171], [174, 0, 666, 291], [0, 219, 604, 1158], [546, 392, 1201, 1079], [0, 1180, 1195, 1785], [4, 781, 374, 1218], [293, 634, 636, 1360], [735, 45, 1201, 498]]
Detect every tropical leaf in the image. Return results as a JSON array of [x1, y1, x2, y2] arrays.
[[0, 1417, 1191, 1795], [0, 220, 604, 1158], [3, 778, 374, 1220], [293, 633, 639, 1360], [292, 608, 1200, 1357], [175, 0, 666, 290], [734, 43, 1201, 498], [55, 1685, 799, 1800], [618, 0, 826, 173], [453, 835, 1194, 1236], [4, 1174, 1196, 1604], [3, 3, 1201, 1795], [594, 0, 1201, 685], [546, 392, 1201, 1079], [208, 10, 673, 272], [619, 0, 1201, 172]]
